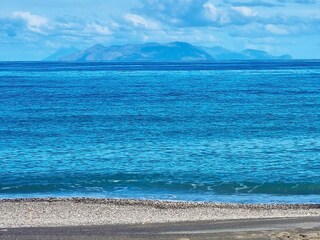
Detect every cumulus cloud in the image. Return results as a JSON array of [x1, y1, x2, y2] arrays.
[[265, 24, 290, 35], [1, 0, 320, 60], [131, 0, 262, 27], [202, 2, 219, 21], [134, 0, 210, 27], [85, 23, 112, 35], [126, 0, 320, 38], [124, 14, 160, 29], [52, 16, 113, 38], [202, 2, 231, 25], [0, 11, 49, 40], [12, 11, 48, 33], [0, 11, 116, 51], [231, 6, 257, 17], [2, 0, 316, 46]]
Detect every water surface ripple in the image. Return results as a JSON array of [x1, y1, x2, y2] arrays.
[[0, 61, 320, 203]]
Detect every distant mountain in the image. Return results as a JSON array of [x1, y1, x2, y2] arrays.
[[45, 42, 292, 62], [200, 46, 245, 60], [60, 42, 213, 62], [201, 47, 292, 60], [43, 47, 79, 61], [240, 49, 292, 60]]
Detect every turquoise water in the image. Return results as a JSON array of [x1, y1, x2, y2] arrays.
[[0, 61, 320, 203]]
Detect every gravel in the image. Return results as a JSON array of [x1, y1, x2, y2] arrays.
[[1, 198, 320, 228]]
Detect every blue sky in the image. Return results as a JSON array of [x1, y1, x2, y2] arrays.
[[0, 0, 320, 60]]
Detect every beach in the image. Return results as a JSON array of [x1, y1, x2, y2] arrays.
[[1, 198, 320, 239], [2, 198, 320, 228]]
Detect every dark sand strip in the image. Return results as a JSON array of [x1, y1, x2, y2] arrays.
[[1, 217, 320, 240]]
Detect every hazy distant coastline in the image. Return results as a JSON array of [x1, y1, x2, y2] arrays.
[[44, 41, 292, 62]]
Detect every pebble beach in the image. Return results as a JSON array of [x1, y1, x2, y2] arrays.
[[1, 198, 320, 228]]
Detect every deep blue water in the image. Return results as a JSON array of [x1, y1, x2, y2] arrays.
[[0, 61, 320, 203]]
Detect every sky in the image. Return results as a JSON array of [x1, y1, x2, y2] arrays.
[[0, 0, 320, 60]]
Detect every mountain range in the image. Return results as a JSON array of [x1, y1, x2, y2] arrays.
[[44, 42, 292, 62]]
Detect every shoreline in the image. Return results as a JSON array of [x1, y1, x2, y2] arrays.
[[1, 197, 320, 209], [1, 197, 320, 228]]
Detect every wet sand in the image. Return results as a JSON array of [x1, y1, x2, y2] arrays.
[[1, 198, 320, 239], [1, 217, 320, 239]]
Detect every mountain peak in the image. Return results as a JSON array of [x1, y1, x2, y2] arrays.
[[43, 47, 79, 61], [168, 41, 193, 47], [89, 44, 105, 50]]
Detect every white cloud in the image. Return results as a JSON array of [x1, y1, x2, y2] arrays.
[[135, 0, 209, 27], [231, 6, 257, 17], [1, 1, 319, 60], [12, 11, 48, 33], [202, 2, 232, 25], [132, 0, 261, 27], [265, 24, 289, 35], [203, 2, 219, 21], [110, 21, 120, 30], [86, 23, 112, 35], [124, 14, 159, 29]]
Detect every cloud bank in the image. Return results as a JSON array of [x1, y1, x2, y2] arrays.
[[0, 0, 319, 60]]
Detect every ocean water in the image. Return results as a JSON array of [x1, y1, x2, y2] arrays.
[[0, 61, 320, 203]]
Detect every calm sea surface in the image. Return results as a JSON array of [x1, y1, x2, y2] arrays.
[[0, 61, 320, 203]]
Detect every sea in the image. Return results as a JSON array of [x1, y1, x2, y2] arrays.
[[0, 61, 319, 203]]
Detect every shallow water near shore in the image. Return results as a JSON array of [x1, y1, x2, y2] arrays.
[[0, 61, 320, 203]]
